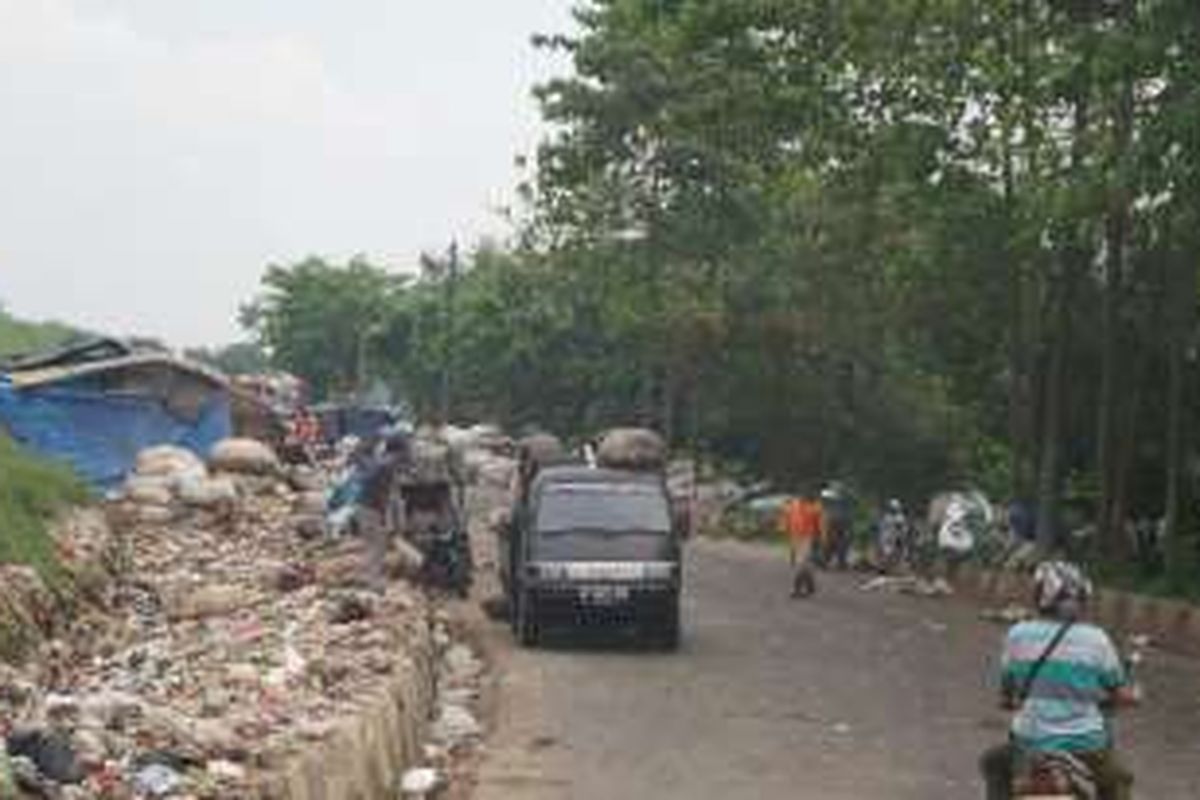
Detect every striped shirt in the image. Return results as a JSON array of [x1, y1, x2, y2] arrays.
[[1001, 619, 1126, 752]]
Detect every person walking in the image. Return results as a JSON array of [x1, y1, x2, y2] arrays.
[[820, 483, 853, 570], [781, 494, 822, 597], [357, 429, 412, 591]]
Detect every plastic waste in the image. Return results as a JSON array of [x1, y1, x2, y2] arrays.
[[132, 762, 183, 797], [0, 744, 16, 800]]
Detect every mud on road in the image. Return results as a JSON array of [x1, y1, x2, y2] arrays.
[[463, 485, 1200, 800]]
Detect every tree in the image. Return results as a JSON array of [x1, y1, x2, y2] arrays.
[[183, 342, 269, 376], [240, 257, 406, 401]]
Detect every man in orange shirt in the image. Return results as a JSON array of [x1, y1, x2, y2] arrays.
[[780, 494, 822, 597]]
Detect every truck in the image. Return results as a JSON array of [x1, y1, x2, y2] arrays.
[[498, 429, 682, 649]]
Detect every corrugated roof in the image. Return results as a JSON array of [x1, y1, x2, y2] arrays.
[[6, 352, 228, 390]]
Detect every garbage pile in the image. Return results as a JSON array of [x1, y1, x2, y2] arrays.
[[1, 439, 429, 799], [0, 509, 119, 665]]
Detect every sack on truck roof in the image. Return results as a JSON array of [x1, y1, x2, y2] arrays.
[[595, 428, 667, 471], [401, 435, 461, 485], [516, 433, 567, 467]]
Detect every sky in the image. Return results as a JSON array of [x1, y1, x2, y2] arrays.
[[0, 0, 575, 346]]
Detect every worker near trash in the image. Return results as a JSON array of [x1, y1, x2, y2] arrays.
[[780, 493, 822, 597], [282, 405, 322, 464], [358, 428, 412, 591]]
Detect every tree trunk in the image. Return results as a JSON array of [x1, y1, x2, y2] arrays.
[[1095, 221, 1122, 553], [1108, 359, 1142, 558], [1163, 254, 1196, 578], [661, 361, 676, 444], [1096, 0, 1136, 559], [1035, 275, 1070, 551]]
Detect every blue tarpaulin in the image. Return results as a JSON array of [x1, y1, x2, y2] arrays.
[[0, 374, 231, 489]]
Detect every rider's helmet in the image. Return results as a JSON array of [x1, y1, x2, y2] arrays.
[[1032, 560, 1093, 618], [887, 498, 903, 514]]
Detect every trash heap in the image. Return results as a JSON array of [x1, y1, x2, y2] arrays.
[[1, 439, 428, 799], [398, 620, 488, 800]]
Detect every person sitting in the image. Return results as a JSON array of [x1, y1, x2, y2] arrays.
[[980, 560, 1137, 800]]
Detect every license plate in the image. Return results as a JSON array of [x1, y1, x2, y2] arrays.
[[579, 585, 630, 605]]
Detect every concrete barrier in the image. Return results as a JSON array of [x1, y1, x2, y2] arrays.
[[964, 569, 1200, 657], [267, 618, 437, 800]]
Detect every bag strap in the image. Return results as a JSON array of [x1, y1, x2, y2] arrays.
[[1018, 621, 1074, 704]]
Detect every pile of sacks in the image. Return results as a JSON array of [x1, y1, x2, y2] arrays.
[[447, 425, 515, 490], [595, 428, 666, 471], [1, 439, 429, 799], [121, 440, 278, 526]]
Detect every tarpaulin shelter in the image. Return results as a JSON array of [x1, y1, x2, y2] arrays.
[[0, 339, 231, 488]]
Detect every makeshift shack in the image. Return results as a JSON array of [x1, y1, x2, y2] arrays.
[[0, 339, 231, 488]]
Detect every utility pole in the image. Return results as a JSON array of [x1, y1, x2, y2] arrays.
[[440, 241, 459, 425]]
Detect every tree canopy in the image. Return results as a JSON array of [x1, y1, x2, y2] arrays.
[[244, 0, 1200, 587]]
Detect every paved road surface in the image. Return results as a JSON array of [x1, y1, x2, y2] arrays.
[[469, 535, 1200, 799]]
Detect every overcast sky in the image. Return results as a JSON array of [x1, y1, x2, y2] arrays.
[[0, 0, 574, 346]]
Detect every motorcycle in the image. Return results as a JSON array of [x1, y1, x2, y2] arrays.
[[417, 521, 473, 597], [399, 478, 473, 597], [1012, 750, 1097, 799], [1010, 636, 1144, 799]]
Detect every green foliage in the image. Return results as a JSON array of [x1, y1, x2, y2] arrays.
[[0, 432, 87, 583], [0, 306, 77, 359], [241, 0, 1200, 589], [240, 257, 408, 401], [183, 341, 269, 376]]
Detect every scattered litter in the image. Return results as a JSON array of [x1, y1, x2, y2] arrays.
[[131, 762, 182, 797], [400, 766, 444, 796], [205, 758, 247, 782], [5, 729, 84, 784], [432, 703, 482, 746]]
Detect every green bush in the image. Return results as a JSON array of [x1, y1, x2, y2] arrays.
[[0, 432, 88, 583]]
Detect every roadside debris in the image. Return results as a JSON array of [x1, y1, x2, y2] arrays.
[[858, 575, 954, 597], [429, 633, 485, 751], [400, 766, 445, 798], [396, 616, 489, 800]]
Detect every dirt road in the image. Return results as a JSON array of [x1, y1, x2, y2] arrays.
[[468, 533, 1200, 799]]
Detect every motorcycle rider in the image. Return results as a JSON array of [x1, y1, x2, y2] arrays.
[[980, 560, 1137, 799]]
